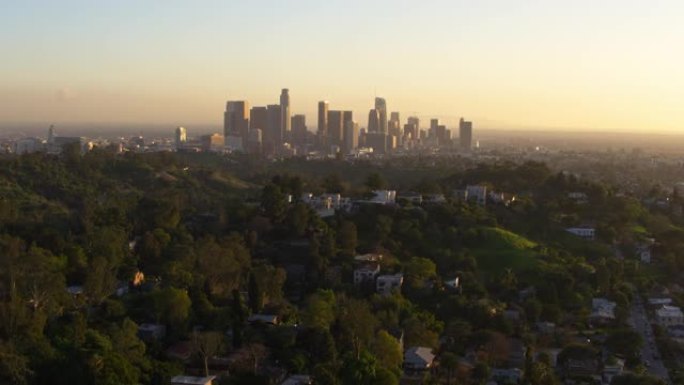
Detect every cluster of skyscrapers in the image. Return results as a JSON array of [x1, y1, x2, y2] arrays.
[[218, 88, 473, 157]]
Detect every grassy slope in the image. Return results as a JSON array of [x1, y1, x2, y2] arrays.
[[471, 227, 539, 274]]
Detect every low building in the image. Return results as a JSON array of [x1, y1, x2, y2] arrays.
[[376, 273, 403, 296], [280, 374, 312, 385], [490, 368, 522, 384], [444, 277, 460, 291], [369, 190, 397, 205], [404, 346, 435, 373], [170, 375, 216, 385], [247, 314, 279, 326], [589, 298, 616, 325], [465, 185, 487, 206], [565, 227, 596, 240], [138, 323, 167, 341], [656, 305, 684, 327], [397, 192, 423, 204], [353, 264, 380, 285]]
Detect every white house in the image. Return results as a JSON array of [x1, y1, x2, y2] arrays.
[[370, 190, 397, 204], [589, 298, 616, 324], [170, 375, 216, 385], [565, 227, 596, 240], [376, 274, 403, 295], [280, 375, 313, 385], [466, 185, 487, 206], [353, 264, 380, 285], [404, 347, 435, 372], [656, 305, 684, 327]]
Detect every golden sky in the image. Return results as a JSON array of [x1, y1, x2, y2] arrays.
[[1, 1, 682, 132]]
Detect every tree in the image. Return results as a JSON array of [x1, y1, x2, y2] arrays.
[[338, 299, 378, 359], [372, 330, 402, 370], [192, 331, 224, 377], [365, 173, 387, 191], [337, 221, 358, 258], [0, 341, 32, 385], [606, 329, 643, 360], [248, 272, 264, 313], [151, 287, 191, 330], [440, 352, 459, 385], [301, 290, 336, 329], [261, 183, 287, 223]]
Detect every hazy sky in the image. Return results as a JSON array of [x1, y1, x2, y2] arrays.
[[1, 0, 683, 132]]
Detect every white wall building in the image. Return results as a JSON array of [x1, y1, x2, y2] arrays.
[[353, 264, 380, 285], [565, 227, 596, 240], [656, 305, 684, 327], [376, 273, 403, 295]]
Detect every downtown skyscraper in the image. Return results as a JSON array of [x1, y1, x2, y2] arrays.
[[374, 97, 388, 134], [224, 101, 250, 150], [280, 89, 291, 137]]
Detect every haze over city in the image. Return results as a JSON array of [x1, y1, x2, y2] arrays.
[[2, 0, 683, 133]]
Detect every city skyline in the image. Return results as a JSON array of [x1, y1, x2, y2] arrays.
[[1, 1, 683, 133]]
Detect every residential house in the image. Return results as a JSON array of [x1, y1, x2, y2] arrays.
[[138, 323, 166, 341], [589, 298, 616, 325], [444, 277, 460, 291], [247, 314, 279, 326], [565, 227, 596, 240], [397, 192, 423, 204], [465, 185, 487, 206], [563, 358, 599, 378], [376, 273, 403, 295], [280, 374, 312, 385], [636, 240, 654, 264], [353, 264, 380, 285], [490, 368, 522, 384], [170, 375, 216, 385], [404, 347, 436, 373], [656, 305, 684, 327], [602, 358, 625, 385]]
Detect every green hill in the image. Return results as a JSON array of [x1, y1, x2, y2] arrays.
[[470, 227, 538, 274]]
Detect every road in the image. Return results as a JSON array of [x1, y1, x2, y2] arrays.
[[630, 296, 671, 383]]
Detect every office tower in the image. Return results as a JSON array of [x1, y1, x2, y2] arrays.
[[459, 117, 473, 151], [374, 97, 388, 133], [366, 132, 387, 154], [280, 88, 291, 134], [327, 110, 344, 146], [248, 129, 262, 154], [430, 119, 439, 134], [343, 120, 358, 154], [342, 111, 353, 129], [250, 106, 268, 132], [368, 109, 380, 133], [265, 104, 282, 154], [407, 116, 420, 131], [317, 101, 329, 138], [403, 123, 418, 140], [291, 114, 307, 147], [174, 126, 187, 150], [224, 101, 250, 148], [389, 112, 400, 128]]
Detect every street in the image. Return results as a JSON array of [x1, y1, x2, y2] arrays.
[[630, 296, 671, 383]]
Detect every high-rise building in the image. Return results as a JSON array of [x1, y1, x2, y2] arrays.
[[317, 101, 329, 139], [343, 120, 359, 155], [403, 123, 418, 140], [266, 104, 282, 154], [327, 110, 344, 146], [342, 111, 353, 129], [368, 109, 380, 133], [459, 117, 473, 151], [224, 101, 250, 148], [174, 126, 187, 150], [390, 112, 400, 128], [291, 114, 307, 147], [374, 97, 388, 133], [407, 116, 420, 131], [280, 89, 291, 135], [250, 106, 268, 132]]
